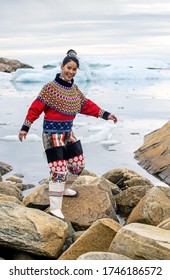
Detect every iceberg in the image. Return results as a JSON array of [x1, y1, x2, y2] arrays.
[[9, 58, 170, 85]]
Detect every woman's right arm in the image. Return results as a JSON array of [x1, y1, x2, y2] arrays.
[[18, 99, 46, 141]]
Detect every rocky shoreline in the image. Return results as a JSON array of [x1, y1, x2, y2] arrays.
[[0, 162, 170, 260], [0, 57, 33, 73]]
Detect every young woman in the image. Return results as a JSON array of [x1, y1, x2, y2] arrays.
[[18, 49, 117, 219]]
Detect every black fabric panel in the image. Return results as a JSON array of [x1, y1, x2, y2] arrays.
[[66, 140, 83, 159], [45, 146, 67, 163]]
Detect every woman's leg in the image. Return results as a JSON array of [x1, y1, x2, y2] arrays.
[[65, 132, 85, 189], [43, 133, 67, 219]]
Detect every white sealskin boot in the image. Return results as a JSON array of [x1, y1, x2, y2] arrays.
[[49, 181, 65, 220]]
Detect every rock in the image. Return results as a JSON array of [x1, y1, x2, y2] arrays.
[[65, 169, 97, 189], [58, 218, 121, 260], [6, 176, 23, 183], [102, 168, 153, 190], [25, 175, 119, 229], [62, 175, 119, 230], [0, 182, 23, 201], [77, 252, 131, 260], [0, 194, 23, 205], [80, 169, 97, 177], [13, 173, 24, 178], [72, 231, 85, 242], [126, 187, 170, 226], [157, 218, 170, 230], [109, 223, 170, 260], [0, 57, 33, 73], [23, 184, 49, 210], [0, 201, 68, 258], [116, 185, 153, 214], [72, 175, 120, 205], [134, 120, 170, 186], [157, 186, 170, 199], [15, 183, 36, 192], [0, 162, 13, 176]]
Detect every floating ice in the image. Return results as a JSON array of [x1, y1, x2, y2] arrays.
[[0, 134, 41, 142], [9, 58, 170, 85], [81, 127, 110, 144], [100, 139, 120, 145]]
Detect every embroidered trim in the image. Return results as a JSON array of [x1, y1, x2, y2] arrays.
[[23, 119, 32, 127], [50, 171, 67, 183], [98, 109, 110, 120], [98, 109, 105, 118], [49, 190, 65, 196]]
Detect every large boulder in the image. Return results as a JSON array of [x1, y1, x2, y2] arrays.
[[0, 182, 23, 201], [102, 168, 153, 190], [0, 57, 33, 73], [23, 184, 49, 210], [134, 121, 170, 186], [62, 176, 119, 229], [0, 194, 23, 205], [24, 175, 119, 230], [116, 184, 152, 214], [109, 223, 170, 260], [58, 218, 121, 260], [126, 187, 170, 226], [0, 162, 13, 176], [77, 252, 131, 260], [157, 217, 170, 230], [0, 201, 68, 258]]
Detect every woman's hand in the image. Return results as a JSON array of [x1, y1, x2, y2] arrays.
[[108, 114, 118, 123], [18, 130, 27, 142]]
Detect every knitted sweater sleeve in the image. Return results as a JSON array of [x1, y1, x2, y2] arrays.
[[79, 90, 111, 120], [20, 98, 46, 132]]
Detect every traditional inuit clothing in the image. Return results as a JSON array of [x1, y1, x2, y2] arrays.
[[21, 74, 111, 219]]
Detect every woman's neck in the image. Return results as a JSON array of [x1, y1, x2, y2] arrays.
[[59, 74, 72, 83], [54, 73, 73, 87]]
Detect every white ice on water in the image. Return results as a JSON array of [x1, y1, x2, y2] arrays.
[[8, 58, 170, 84], [0, 134, 41, 142]]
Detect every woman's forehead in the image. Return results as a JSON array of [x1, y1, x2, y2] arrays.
[[65, 60, 77, 67]]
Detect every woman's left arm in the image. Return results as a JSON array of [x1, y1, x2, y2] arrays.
[[80, 94, 118, 123]]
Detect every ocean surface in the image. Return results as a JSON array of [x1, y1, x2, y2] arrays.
[[0, 56, 170, 187]]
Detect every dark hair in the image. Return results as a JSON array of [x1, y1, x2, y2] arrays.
[[62, 49, 79, 68]]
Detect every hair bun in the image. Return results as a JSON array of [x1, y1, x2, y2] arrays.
[[67, 49, 77, 57]]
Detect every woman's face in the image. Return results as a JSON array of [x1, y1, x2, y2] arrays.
[[61, 60, 78, 81]]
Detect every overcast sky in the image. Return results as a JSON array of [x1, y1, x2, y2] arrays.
[[1, 0, 170, 63]]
